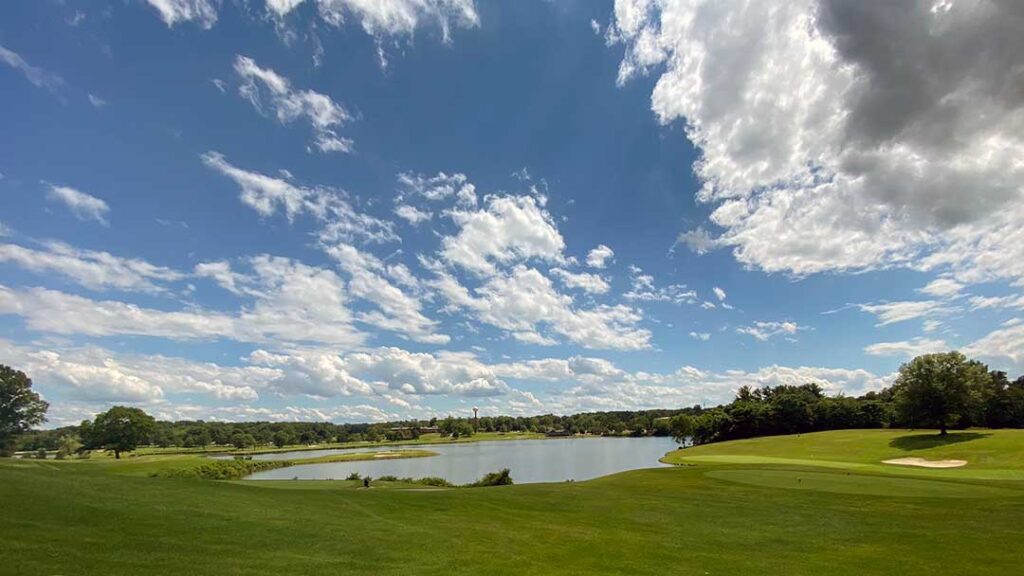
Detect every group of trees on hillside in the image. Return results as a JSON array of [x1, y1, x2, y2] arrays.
[[669, 352, 1024, 446], [4, 351, 1024, 456]]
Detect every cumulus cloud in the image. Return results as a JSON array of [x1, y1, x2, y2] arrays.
[[549, 268, 610, 294], [612, 0, 1024, 286], [323, 243, 448, 344], [689, 331, 710, 341], [394, 204, 432, 225], [145, 0, 219, 29], [0, 241, 183, 293], [431, 265, 650, 350], [965, 322, 1024, 369], [267, 0, 479, 57], [919, 277, 964, 299], [234, 55, 352, 154], [202, 151, 397, 243], [397, 171, 477, 207], [441, 195, 565, 276], [496, 357, 890, 413], [585, 244, 615, 269], [2, 257, 366, 347], [45, 184, 110, 225], [864, 338, 950, 358], [736, 321, 802, 342], [623, 265, 695, 305]]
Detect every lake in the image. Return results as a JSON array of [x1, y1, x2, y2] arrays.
[[243, 436, 679, 484]]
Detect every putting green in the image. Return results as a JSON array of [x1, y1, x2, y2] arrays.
[[705, 468, 1022, 498]]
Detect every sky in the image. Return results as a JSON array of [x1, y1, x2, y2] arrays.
[[2, 0, 1023, 427]]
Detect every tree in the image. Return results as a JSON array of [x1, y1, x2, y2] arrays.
[[0, 365, 49, 456], [55, 434, 83, 459], [272, 430, 294, 448], [85, 406, 156, 458], [669, 414, 694, 446], [893, 352, 989, 435]]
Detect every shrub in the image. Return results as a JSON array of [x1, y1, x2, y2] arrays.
[[345, 472, 362, 481], [465, 468, 513, 487], [417, 476, 453, 487], [154, 459, 291, 480]]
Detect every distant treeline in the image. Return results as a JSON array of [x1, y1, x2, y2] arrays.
[[689, 368, 1024, 445], [17, 359, 1024, 452], [16, 410, 698, 452]]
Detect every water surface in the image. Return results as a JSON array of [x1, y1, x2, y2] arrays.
[[245, 436, 678, 484]]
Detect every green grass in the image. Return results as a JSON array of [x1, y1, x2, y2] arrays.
[[2, 429, 1024, 575], [663, 429, 1024, 481]]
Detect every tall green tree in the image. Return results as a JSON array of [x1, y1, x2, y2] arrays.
[[0, 365, 49, 456], [893, 352, 989, 435], [85, 406, 156, 458], [669, 414, 694, 446]]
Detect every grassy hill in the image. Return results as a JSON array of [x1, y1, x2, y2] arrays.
[[2, 429, 1023, 575]]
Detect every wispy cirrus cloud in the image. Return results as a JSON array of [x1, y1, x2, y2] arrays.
[[44, 183, 110, 225]]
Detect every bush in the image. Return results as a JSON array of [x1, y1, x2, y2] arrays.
[[154, 459, 291, 480], [417, 476, 453, 487], [465, 468, 513, 487], [345, 472, 362, 481]]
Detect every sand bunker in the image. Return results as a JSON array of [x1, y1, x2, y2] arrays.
[[882, 457, 967, 468]]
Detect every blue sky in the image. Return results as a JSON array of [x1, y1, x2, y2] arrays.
[[2, 0, 1023, 426]]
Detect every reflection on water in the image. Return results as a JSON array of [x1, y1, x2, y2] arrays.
[[244, 436, 678, 484]]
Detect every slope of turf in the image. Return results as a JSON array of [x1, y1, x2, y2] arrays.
[[2, 429, 1024, 575], [663, 429, 1024, 481]]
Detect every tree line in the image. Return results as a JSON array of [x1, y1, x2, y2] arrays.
[[668, 352, 1024, 445], [4, 351, 1024, 456]]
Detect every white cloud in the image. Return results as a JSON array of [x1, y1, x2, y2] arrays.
[[0, 222, 13, 237], [964, 322, 1024, 369], [585, 244, 614, 269], [202, 151, 397, 244], [305, 0, 478, 43], [689, 331, 710, 341], [864, 338, 950, 358], [397, 171, 477, 207], [712, 286, 727, 301], [323, 243, 448, 344], [549, 268, 610, 294], [0, 241, 183, 293], [736, 321, 802, 342], [441, 195, 565, 276], [87, 94, 107, 108], [857, 300, 953, 326], [145, 0, 218, 29], [623, 265, 695, 305], [431, 265, 650, 350], [919, 277, 963, 299], [45, 184, 110, 226], [2, 257, 366, 348], [394, 204, 432, 225], [234, 55, 352, 154], [612, 0, 1024, 286], [0, 44, 65, 94], [968, 294, 1024, 311]]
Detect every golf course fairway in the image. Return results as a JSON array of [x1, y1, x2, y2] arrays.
[[2, 429, 1023, 575]]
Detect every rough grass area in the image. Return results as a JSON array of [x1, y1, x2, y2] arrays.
[[153, 450, 439, 480], [2, 429, 1024, 575]]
